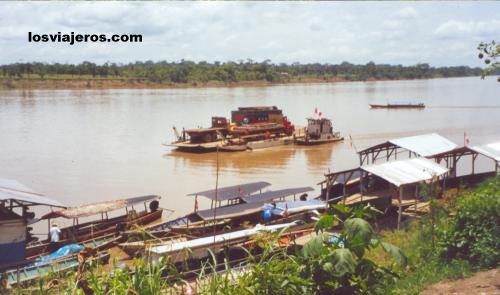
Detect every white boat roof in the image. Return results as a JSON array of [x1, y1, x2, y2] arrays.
[[264, 199, 325, 216], [470, 142, 500, 162], [0, 178, 65, 208], [361, 158, 449, 187], [149, 222, 296, 255]]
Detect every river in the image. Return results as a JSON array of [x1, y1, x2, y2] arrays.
[[0, 76, 499, 225]]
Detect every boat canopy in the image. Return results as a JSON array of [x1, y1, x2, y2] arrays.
[[470, 142, 500, 162], [361, 158, 448, 187], [242, 187, 314, 204], [359, 133, 457, 158], [195, 202, 264, 221], [41, 195, 160, 219], [0, 178, 65, 208], [264, 199, 326, 216], [149, 222, 297, 255], [187, 181, 271, 201]]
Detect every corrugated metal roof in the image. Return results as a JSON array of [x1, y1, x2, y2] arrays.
[[470, 142, 500, 162], [41, 195, 160, 219], [195, 202, 264, 221], [0, 178, 65, 208], [361, 158, 449, 187], [187, 181, 271, 201], [389, 133, 457, 157], [242, 187, 314, 204]]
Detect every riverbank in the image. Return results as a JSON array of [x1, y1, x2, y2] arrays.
[[0, 75, 462, 90]]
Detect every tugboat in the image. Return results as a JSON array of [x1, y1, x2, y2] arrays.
[[168, 106, 296, 153], [295, 117, 343, 145]]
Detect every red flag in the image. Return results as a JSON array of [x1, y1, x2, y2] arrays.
[[284, 204, 289, 218], [318, 111, 322, 117], [464, 132, 470, 145]]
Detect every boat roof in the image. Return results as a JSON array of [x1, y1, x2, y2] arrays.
[[149, 222, 296, 255], [470, 142, 500, 162], [0, 178, 65, 208], [41, 195, 160, 219], [195, 202, 264, 221], [242, 187, 314, 204], [359, 133, 457, 157], [361, 158, 448, 187], [187, 181, 271, 201]]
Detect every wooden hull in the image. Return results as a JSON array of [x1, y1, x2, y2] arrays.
[[6, 251, 110, 286], [26, 209, 163, 259], [370, 104, 425, 109], [296, 136, 344, 146]]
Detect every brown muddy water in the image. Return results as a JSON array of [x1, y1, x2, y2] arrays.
[[0, 77, 499, 233]]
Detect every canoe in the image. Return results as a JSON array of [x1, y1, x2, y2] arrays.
[[119, 235, 188, 256], [369, 103, 425, 109], [148, 222, 298, 264]]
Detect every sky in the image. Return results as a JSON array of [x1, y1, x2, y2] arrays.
[[0, 1, 498, 67]]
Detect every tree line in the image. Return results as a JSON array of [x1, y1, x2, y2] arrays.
[[0, 60, 490, 83]]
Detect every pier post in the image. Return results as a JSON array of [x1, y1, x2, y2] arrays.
[[397, 187, 402, 230]]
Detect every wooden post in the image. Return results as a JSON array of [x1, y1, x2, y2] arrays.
[[397, 187, 403, 230], [194, 195, 198, 212], [343, 178, 347, 205], [414, 184, 418, 217], [472, 154, 476, 174]]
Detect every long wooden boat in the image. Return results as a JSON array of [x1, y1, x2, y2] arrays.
[[162, 185, 315, 236], [26, 195, 165, 259], [6, 251, 110, 287], [370, 103, 425, 109], [147, 222, 298, 264]]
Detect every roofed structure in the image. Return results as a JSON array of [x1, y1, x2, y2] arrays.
[[470, 142, 500, 162], [358, 133, 457, 165], [0, 178, 65, 208], [361, 158, 449, 187]]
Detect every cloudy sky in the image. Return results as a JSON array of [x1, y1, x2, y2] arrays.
[[0, 1, 498, 66]]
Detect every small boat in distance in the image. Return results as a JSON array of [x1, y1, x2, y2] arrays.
[[370, 102, 425, 109]]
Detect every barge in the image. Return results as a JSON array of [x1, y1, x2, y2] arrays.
[[169, 106, 295, 153]]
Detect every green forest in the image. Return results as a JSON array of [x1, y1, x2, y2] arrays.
[[0, 60, 489, 84]]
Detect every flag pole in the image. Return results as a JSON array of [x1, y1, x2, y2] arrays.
[[213, 146, 220, 245]]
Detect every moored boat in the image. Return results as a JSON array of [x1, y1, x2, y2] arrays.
[[295, 117, 343, 146], [369, 102, 425, 109], [26, 195, 168, 259], [169, 106, 296, 153]]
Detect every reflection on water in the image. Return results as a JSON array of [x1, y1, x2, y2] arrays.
[[0, 77, 499, 221]]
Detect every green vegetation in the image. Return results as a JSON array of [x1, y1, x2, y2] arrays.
[[478, 40, 500, 82], [0, 60, 487, 85], [6, 176, 499, 294]]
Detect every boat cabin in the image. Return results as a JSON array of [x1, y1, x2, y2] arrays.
[[0, 178, 65, 266], [306, 118, 334, 139]]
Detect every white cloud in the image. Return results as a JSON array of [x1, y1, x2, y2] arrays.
[[393, 7, 419, 19], [0, 2, 497, 66]]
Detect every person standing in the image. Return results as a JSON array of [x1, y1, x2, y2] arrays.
[[50, 222, 61, 243]]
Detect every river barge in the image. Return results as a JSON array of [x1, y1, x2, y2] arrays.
[[169, 106, 295, 153]]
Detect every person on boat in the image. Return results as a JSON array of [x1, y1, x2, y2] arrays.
[[48, 222, 62, 252]]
